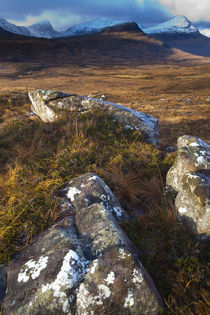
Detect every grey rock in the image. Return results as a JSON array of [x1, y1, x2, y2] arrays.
[[166, 135, 209, 192], [166, 135, 210, 239], [0, 264, 7, 308], [175, 172, 210, 238], [3, 173, 163, 314], [28, 89, 158, 145]]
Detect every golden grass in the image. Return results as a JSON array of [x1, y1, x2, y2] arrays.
[[0, 31, 209, 312], [0, 61, 209, 147]]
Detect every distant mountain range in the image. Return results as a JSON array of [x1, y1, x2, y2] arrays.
[[144, 16, 199, 35], [0, 15, 209, 59], [0, 15, 207, 39]]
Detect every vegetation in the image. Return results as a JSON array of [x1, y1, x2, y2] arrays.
[[0, 90, 208, 313]]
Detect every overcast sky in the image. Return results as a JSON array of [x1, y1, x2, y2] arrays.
[[0, 0, 210, 32]]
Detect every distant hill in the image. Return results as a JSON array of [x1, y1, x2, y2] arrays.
[[0, 22, 181, 65], [144, 16, 210, 57]]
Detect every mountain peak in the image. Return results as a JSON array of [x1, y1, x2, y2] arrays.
[[144, 15, 198, 35], [64, 17, 127, 36], [29, 19, 52, 27]]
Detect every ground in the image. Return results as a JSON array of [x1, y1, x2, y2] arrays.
[[0, 29, 209, 314], [0, 61, 209, 147]]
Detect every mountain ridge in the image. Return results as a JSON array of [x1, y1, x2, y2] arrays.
[[144, 15, 199, 35], [0, 15, 208, 39]]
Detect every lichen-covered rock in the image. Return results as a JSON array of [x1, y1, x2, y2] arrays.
[[28, 89, 158, 145], [64, 173, 130, 223], [0, 264, 7, 308], [3, 173, 163, 314], [28, 90, 71, 122], [76, 247, 161, 314], [166, 135, 210, 239], [167, 135, 209, 191], [176, 172, 210, 238]]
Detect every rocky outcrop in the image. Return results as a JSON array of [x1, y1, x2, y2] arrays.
[[3, 173, 163, 314], [28, 89, 158, 145], [166, 135, 210, 239], [0, 264, 7, 309]]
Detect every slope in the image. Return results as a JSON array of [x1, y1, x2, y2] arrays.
[[144, 16, 210, 57]]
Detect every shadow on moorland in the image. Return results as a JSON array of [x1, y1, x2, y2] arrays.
[[0, 28, 178, 67], [153, 33, 210, 58]]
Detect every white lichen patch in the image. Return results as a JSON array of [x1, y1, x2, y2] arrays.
[[77, 283, 111, 310], [188, 173, 199, 179], [196, 156, 206, 166], [113, 206, 123, 217], [101, 194, 107, 200], [124, 289, 135, 308], [189, 142, 199, 147], [18, 256, 48, 283], [87, 175, 98, 182], [89, 259, 98, 274], [66, 187, 81, 201], [99, 205, 107, 213], [105, 271, 115, 285], [119, 248, 131, 260], [133, 268, 143, 285], [178, 207, 187, 214], [41, 250, 88, 313], [98, 284, 111, 299]]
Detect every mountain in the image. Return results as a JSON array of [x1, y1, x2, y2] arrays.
[[144, 16, 199, 35], [0, 18, 59, 39], [0, 21, 181, 65], [28, 20, 59, 39], [0, 18, 31, 36], [63, 17, 128, 37], [144, 15, 210, 57]]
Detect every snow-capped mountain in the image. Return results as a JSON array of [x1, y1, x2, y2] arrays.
[[0, 18, 31, 36], [144, 16, 199, 35], [0, 18, 59, 38], [63, 17, 128, 37], [28, 20, 59, 39]]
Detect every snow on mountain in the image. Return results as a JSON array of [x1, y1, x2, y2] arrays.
[[0, 18, 59, 38], [28, 20, 59, 39], [0, 18, 31, 36], [63, 17, 128, 37], [144, 16, 199, 35], [199, 28, 210, 38]]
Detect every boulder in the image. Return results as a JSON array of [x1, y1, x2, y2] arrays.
[[166, 135, 210, 239], [175, 172, 210, 237], [166, 135, 209, 192], [0, 264, 7, 309], [28, 89, 158, 145], [3, 173, 163, 314]]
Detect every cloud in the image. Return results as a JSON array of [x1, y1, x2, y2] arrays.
[[156, 0, 210, 22], [1, 0, 172, 30], [199, 28, 210, 38]]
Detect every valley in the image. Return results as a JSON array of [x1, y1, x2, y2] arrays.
[[0, 14, 209, 315]]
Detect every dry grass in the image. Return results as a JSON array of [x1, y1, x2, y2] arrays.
[[0, 28, 209, 313], [0, 62, 209, 147]]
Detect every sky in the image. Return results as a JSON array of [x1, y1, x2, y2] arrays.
[[0, 0, 210, 36]]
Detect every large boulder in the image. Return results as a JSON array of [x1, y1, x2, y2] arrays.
[[167, 135, 209, 192], [175, 172, 210, 237], [0, 264, 7, 309], [3, 173, 163, 314], [28, 89, 158, 145], [166, 135, 210, 239]]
